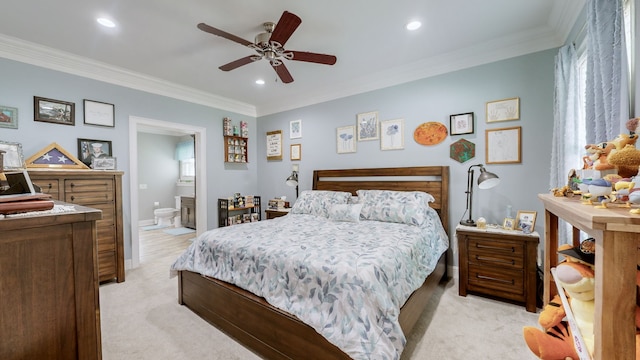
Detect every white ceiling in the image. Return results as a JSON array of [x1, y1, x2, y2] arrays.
[[0, 0, 584, 117]]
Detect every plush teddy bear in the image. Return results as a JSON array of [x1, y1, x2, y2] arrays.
[[583, 133, 638, 175], [608, 144, 640, 178]]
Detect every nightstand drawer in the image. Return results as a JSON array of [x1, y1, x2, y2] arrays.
[[467, 264, 524, 296], [468, 248, 523, 269], [468, 237, 524, 257]]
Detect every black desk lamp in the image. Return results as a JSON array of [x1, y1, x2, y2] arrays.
[[460, 164, 500, 226], [285, 165, 299, 198]]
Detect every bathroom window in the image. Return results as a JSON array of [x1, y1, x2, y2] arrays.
[[180, 158, 195, 182]]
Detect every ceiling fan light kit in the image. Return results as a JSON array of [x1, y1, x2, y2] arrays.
[[198, 11, 337, 83]]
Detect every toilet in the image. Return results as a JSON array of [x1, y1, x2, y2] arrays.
[[153, 196, 184, 227], [154, 208, 179, 227]]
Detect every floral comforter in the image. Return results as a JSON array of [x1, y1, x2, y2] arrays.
[[170, 210, 448, 360]]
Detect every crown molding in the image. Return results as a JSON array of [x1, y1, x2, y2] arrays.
[[0, 33, 257, 117]]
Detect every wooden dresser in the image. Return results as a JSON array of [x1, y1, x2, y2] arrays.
[[28, 169, 125, 283], [0, 202, 102, 360], [457, 224, 539, 312]]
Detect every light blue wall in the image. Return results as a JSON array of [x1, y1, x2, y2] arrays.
[[0, 57, 259, 260], [257, 49, 558, 240]]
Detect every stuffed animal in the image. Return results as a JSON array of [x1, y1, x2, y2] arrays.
[[608, 144, 640, 178], [523, 240, 596, 359], [584, 134, 639, 174]]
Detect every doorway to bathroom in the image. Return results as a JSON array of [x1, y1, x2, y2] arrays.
[[129, 116, 207, 269]]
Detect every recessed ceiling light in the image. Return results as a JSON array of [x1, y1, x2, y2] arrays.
[[255, 79, 265, 85], [406, 21, 422, 31], [97, 18, 116, 28]]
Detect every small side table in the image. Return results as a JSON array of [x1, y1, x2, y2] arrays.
[[457, 224, 539, 312], [265, 208, 290, 220]]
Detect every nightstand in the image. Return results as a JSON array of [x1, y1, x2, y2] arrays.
[[265, 208, 290, 219], [457, 224, 539, 312]]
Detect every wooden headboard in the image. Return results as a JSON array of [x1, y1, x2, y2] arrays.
[[312, 166, 449, 236]]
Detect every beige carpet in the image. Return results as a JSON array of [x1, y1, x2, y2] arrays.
[[100, 242, 540, 359]]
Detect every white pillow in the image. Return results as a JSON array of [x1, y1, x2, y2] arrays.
[[328, 203, 362, 222], [356, 190, 434, 226], [290, 190, 352, 218]]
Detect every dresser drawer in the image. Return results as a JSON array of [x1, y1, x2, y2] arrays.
[[65, 190, 114, 204], [468, 237, 523, 269], [65, 179, 114, 194], [467, 264, 524, 297], [31, 178, 60, 199]]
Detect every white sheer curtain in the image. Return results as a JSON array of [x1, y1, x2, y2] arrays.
[[585, 0, 629, 143], [551, 44, 582, 245]]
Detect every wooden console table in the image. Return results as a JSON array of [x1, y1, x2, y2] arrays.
[[539, 193, 638, 359]]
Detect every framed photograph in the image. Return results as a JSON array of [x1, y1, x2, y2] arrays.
[[502, 217, 515, 230], [34, 96, 75, 125], [486, 97, 519, 123], [0, 105, 18, 129], [337, 125, 356, 154], [486, 126, 521, 164], [290, 144, 301, 161], [516, 210, 537, 231], [92, 156, 117, 170], [266, 130, 283, 160], [77, 138, 113, 167], [450, 112, 474, 135], [356, 111, 379, 141], [290, 119, 302, 139], [380, 118, 404, 150], [84, 99, 115, 127], [0, 141, 25, 170]]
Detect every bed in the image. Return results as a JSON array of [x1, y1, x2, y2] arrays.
[[171, 166, 450, 359]]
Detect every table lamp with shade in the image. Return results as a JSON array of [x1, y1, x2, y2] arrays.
[[285, 164, 299, 199], [460, 164, 500, 226]]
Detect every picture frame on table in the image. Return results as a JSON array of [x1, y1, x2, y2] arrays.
[[290, 144, 301, 161], [503, 217, 515, 230], [34, 96, 75, 125], [92, 157, 117, 170], [486, 126, 521, 164], [0, 140, 25, 170], [337, 126, 356, 154], [380, 118, 404, 150], [77, 138, 113, 167], [356, 111, 379, 141], [449, 112, 474, 135], [486, 97, 519, 123], [0, 105, 18, 129], [84, 99, 115, 127], [516, 210, 537, 231]]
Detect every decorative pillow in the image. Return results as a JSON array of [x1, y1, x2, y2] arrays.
[[328, 203, 362, 222], [356, 190, 434, 226], [290, 190, 352, 218]]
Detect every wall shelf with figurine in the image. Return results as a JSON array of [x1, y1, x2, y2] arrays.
[[218, 195, 261, 227], [223, 117, 248, 163]]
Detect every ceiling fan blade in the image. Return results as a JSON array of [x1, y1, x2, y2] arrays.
[[197, 23, 253, 47], [289, 51, 337, 65], [269, 11, 301, 48], [219, 56, 258, 71], [272, 63, 294, 83]]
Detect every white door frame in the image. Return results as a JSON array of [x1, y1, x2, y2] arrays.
[[128, 115, 207, 268]]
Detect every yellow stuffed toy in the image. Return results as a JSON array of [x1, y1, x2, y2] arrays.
[[523, 240, 596, 359]]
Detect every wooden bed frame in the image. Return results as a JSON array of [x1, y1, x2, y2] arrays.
[[177, 166, 450, 359]]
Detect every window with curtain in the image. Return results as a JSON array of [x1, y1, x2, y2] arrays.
[[175, 139, 195, 182]]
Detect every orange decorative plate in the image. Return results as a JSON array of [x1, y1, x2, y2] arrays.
[[413, 122, 448, 145]]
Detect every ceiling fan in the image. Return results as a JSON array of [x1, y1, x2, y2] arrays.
[[197, 11, 337, 84]]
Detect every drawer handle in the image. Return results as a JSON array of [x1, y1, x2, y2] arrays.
[[475, 255, 515, 265], [476, 274, 514, 285], [70, 195, 75, 201], [475, 243, 515, 252], [70, 182, 75, 188]]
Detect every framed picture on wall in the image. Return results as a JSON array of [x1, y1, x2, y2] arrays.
[[486, 97, 519, 123], [34, 96, 75, 125], [380, 118, 404, 150], [290, 144, 301, 160], [290, 119, 302, 139], [337, 126, 356, 154], [84, 99, 115, 127], [266, 130, 283, 160], [356, 111, 379, 141], [0, 105, 18, 129], [450, 112, 474, 135], [486, 126, 521, 164]]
